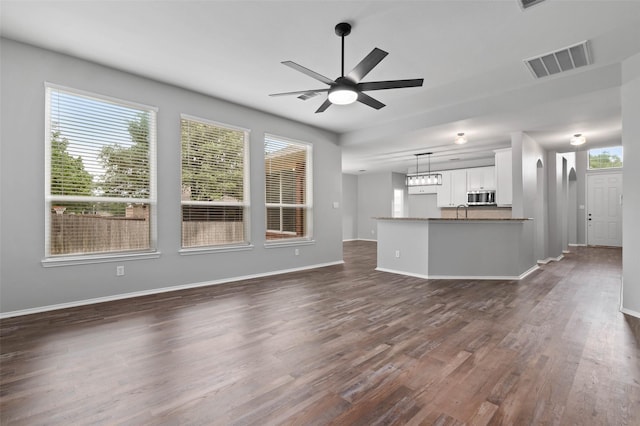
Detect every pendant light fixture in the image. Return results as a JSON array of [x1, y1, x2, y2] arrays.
[[406, 152, 442, 186]]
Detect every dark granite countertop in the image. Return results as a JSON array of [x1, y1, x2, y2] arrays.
[[374, 217, 532, 221]]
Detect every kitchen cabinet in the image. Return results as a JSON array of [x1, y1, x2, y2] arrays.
[[467, 166, 495, 190], [494, 148, 512, 206], [408, 185, 437, 195], [437, 169, 467, 207]]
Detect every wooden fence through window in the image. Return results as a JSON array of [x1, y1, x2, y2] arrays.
[[50, 214, 150, 255], [50, 214, 245, 255]]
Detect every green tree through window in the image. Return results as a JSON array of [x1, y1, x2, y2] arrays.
[[181, 120, 244, 202], [50, 130, 93, 197], [98, 112, 150, 198], [588, 147, 623, 169]]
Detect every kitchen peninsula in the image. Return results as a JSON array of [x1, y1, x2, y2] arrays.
[[375, 217, 537, 280]]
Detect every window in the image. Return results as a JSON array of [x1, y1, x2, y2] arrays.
[[181, 116, 249, 248], [264, 135, 312, 241], [588, 146, 623, 170], [393, 189, 404, 218], [45, 85, 156, 258]]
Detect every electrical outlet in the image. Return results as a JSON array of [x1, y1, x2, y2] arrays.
[[116, 265, 125, 276], [294, 248, 300, 256], [371, 229, 375, 235], [395, 250, 400, 258]]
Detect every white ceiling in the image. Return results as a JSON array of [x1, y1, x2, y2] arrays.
[[2, 0, 639, 174]]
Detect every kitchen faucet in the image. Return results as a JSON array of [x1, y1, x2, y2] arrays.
[[456, 204, 468, 219]]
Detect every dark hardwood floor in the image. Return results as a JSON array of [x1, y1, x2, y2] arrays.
[[1, 241, 639, 425]]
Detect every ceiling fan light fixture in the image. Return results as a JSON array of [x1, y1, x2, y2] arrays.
[[570, 133, 586, 145], [454, 132, 467, 145], [328, 85, 358, 105]]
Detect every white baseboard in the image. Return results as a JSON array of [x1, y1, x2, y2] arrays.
[[537, 254, 564, 265], [357, 238, 377, 242], [568, 243, 587, 247], [0, 260, 345, 319], [375, 267, 429, 280], [376, 264, 539, 281], [620, 307, 640, 319]]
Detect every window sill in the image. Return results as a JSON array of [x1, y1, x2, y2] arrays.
[[42, 251, 161, 268], [179, 244, 254, 256], [264, 239, 316, 249]]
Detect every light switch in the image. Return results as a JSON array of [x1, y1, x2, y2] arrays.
[[333, 201, 339, 209]]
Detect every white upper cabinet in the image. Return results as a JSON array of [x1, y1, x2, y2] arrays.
[[466, 166, 496, 190], [494, 148, 512, 206], [408, 185, 438, 195], [437, 169, 467, 207]]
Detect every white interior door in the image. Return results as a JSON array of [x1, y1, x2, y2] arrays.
[[587, 172, 622, 246]]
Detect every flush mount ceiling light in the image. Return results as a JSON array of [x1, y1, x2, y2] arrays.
[[406, 152, 443, 187], [570, 133, 586, 146], [454, 132, 467, 145]]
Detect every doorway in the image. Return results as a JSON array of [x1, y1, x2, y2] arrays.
[[587, 172, 622, 246]]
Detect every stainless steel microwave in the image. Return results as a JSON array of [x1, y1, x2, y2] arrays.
[[467, 190, 496, 206]]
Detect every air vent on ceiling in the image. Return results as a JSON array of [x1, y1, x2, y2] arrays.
[[524, 41, 591, 79], [519, 0, 546, 10]]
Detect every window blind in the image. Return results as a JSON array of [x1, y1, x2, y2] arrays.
[[181, 116, 249, 248], [45, 85, 156, 257], [264, 135, 312, 241]]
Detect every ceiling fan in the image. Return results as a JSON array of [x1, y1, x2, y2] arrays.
[[269, 22, 424, 113]]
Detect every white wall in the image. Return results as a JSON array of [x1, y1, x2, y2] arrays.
[[357, 172, 392, 240], [521, 133, 549, 261], [568, 172, 577, 245], [546, 152, 564, 259], [342, 173, 358, 240], [575, 150, 588, 245], [622, 52, 640, 317], [511, 132, 525, 218], [408, 194, 439, 218], [0, 38, 343, 315]]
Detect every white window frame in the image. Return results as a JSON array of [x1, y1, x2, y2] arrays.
[[179, 114, 252, 253], [42, 83, 159, 266], [264, 134, 313, 246]]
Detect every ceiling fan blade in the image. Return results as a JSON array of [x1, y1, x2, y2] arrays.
[[358, 79, 424, 91], [315, 98, 332, 113], [282, 61, 335, 85], [347, 48, 388, 82], [357, 92, 385, 110], [298, 92, 320, 100], [269, 88, 329, 97]]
